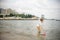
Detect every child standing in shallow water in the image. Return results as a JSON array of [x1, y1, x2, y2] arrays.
[[36, 24, 43, 40], [36, 24, 46, 40], [36, 24, 42, 36]]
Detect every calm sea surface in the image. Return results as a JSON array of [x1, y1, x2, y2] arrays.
[[0, 20, 60, 40]]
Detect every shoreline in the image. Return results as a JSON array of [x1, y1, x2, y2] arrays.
[[0, 32, 37, 40], [0, 18, 39, 20]]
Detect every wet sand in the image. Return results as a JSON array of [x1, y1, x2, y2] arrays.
[[0, 29, 44, 40], [0, 32, 36, 40]]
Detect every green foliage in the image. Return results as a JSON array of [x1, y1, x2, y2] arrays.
[[5, 13, 14, 17], [0, 15, 3, 18], [0, 13, 35, 18], [14, 13, 34, 18], [10, 13, 14, 17]]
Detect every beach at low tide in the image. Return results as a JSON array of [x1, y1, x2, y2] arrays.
[[0, 28, 44, 40], [0, 20, 60, 40]]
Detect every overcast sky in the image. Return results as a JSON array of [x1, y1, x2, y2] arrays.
[[0, 0, 60, 19]]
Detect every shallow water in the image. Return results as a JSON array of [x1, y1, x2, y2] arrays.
[[0, 20, 60, 40]]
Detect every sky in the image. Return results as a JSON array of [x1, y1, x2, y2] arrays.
[[0, 0, 60, 19]]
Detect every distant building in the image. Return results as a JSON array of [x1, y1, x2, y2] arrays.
[[0, 8, 18, 18], [0, 8, 16, 15], [0, 8, 3, 13], [41, 14, 45, 19], [0, 8, 9, 15]]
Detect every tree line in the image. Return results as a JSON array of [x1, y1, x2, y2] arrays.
[[0, 13, 35, 18]]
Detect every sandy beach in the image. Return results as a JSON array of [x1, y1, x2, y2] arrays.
[[0, 32, 35, 40], [0, 27, 45, 40]]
